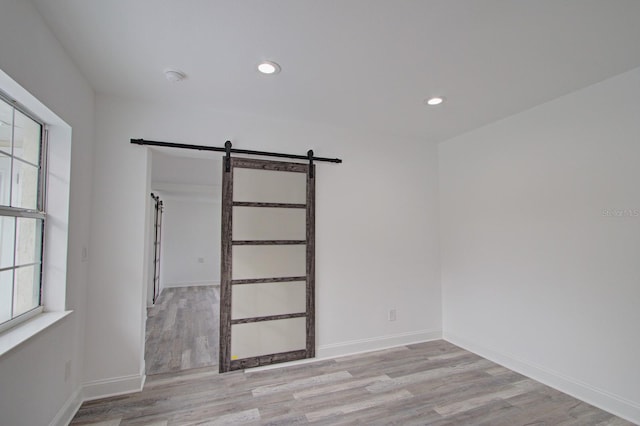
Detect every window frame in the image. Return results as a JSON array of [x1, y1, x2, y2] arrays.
[[0, 89, 47, 333]]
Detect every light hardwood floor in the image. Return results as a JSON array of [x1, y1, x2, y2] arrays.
[[145, 286, 219, 375], [72, 340, 631, 425]]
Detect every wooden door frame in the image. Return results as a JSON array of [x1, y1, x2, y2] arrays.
[[219, 157, 315, 372]]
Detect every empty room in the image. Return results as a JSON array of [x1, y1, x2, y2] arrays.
[[0, 1, 638, 425]]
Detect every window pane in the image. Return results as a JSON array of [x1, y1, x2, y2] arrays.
[[13, 110, 41, 166], [0, 269, 13, 324], [0, 153, 11, 206], [233, 168, 306, 204], [0, 98, 45, 325], [232, 245, 306, 280], [16, 217, 42, 266], [0, 101, 11, 154], [12, 160, 39, 209], [231, 317, 306, 360], [232, 281, 306, 320], [233, 207, 306, 241], [0, 216, 16, 269], [13, 264, 39, 317]]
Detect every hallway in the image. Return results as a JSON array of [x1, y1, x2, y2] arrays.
[[145, 286, 220, 375]]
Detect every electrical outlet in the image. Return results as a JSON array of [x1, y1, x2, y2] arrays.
[[388, 309, 397, 322]]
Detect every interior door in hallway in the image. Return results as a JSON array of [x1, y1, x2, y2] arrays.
[[219, 157, 315, 372]]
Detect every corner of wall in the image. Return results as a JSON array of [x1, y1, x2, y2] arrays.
[[82, 373, 146, 402], [48, 388, 83, 426], [444, 332, 640, 424]]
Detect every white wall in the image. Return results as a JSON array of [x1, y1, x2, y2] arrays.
[[85, 93, 441, 394], [439, 67, 640, 422], [83, 99, 150, 395], [0, 0, 95, 425], [159, 197, 220, 288], [152, 150, 220, 187], [151, 152, 220, 290]]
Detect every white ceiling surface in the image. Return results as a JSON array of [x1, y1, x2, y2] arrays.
[[33, 0, 640, 142]]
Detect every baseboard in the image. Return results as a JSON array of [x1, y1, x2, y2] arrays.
[[58, 331, 439, 419], [82, 373, 146, 402], [49, 387, 83, 426], [251, 329, 442, 372], [163, 280, 219, 288], [53, 374, 146, 423], [317, 329, 442, 359], [444, 332, 640, 424]]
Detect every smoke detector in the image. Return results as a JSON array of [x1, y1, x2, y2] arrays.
[[164, 69, 187, 82]]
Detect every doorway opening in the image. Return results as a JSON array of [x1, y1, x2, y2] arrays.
[[144, 151, 221, 375]]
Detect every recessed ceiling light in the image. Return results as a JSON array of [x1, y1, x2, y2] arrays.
[[258, 61, 281, 75], [164, 69, 187, 82], [424, 97, 445, 106]]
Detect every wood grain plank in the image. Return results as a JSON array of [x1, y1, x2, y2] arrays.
[[230, 349, 308, 370], [305, 389, 414, 422], [306, 163, 316, 358], [230, 312, 307, 325], [252, 371, 352, 397], [219, 157, 233, 373], [72, 341, 632, 426], [232, 240, 306, 245], [232, 201, 306, 209], [231, 157, 308, 172], [145, 286, 219, 375], [231, 276, 307, 285]]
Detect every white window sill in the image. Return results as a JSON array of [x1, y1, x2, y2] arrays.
[[0, 311, 72, 357]]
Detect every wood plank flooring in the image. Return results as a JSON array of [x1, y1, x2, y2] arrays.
[[145, 286, 219, 375], [72, 340, 631, 425]]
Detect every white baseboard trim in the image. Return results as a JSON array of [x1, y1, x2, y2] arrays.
[[252, 329, 442, 372], [82, 373, 146, 402], [444, 332, 640, 424], [57, 330, 439, 420], [317, 329, 442, 359], [163, 280, 219, 288], [49, 387, 83, 426]]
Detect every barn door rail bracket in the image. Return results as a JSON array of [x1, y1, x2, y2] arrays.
[[131, 139, 342, 173], [225, 140, 232, 172], [307, 149, 314, 178]]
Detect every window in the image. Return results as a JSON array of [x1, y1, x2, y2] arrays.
[[0, 91, 46, 330]]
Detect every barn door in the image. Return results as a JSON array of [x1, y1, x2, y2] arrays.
[[219, 157, 315, 372], [150, 193, 163, 304]]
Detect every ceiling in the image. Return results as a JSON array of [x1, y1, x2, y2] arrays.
[[32, 0, 640, 142]]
